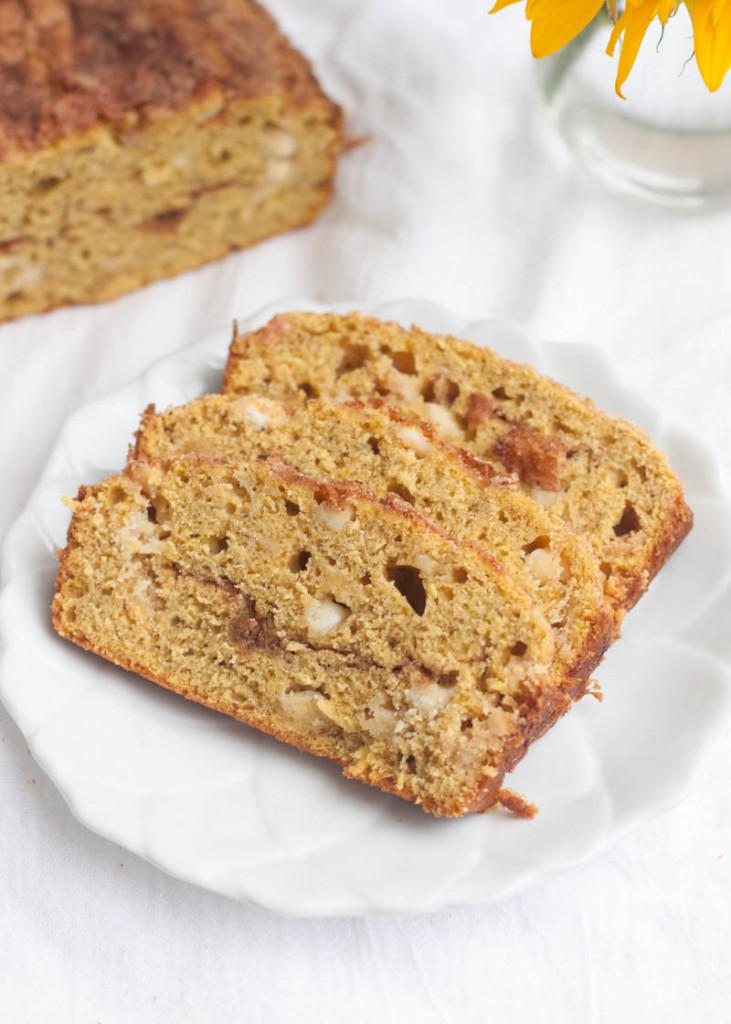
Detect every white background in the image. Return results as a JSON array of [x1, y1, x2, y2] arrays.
[[1, 0, 730, 1020]]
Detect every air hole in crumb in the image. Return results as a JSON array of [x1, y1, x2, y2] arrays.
[[388, 350, 417, 375], [313, 488, 328, 505], [492, 386, 510, 401], [298, 382, 318, 398], [33, 175, 63, 196], [452, 567, 468, 584], [438, 671, 459, 688], [523, 535, 550, 554], [599, 561, 613, 579], [335, 344, 369, 377], [360, 572, 372, 586], [460, 718, 473, 732], [290, 550, 311, 573], [421, 377, 460, 406], [386, 564, 427, 616], [230, 481, 252, 503], [387, 481, 415, 505], [367, 436, 381, 455], [404, 755, 417, 772], [208, 535, 229, 554], [284, 499, 300, 516], [106, 485, 127, 507], [151, 495, 172, 528], [613, 502, 640, 536], [475, 670, 489, 692], [146, 503, 157, 522], [511, 641, 528, 657], [615, 470, 629, 488], [498, 510, 509, 524]]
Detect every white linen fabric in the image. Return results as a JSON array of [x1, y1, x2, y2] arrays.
[[1, 0, 730, 1020]]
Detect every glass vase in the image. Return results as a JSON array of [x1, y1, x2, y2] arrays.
[[537, 8, 731, 209]]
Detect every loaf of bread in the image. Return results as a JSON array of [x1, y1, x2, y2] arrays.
[[0, 1, 342, 321], [52, 455, 567, 817], [133, 394, 613, 696], [222, 312, 693, 619]]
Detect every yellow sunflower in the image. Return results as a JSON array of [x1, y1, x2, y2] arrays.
[[489, 0, 731, 95]]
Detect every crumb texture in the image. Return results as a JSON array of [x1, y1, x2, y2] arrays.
[[222, 311, 693, 616], [135, 394, 613, 694], [52, 456, 566, 817]]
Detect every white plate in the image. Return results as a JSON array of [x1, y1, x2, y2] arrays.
[[2, 298, 730, 917]]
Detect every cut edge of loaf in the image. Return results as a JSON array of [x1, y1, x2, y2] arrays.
[[52, 453, 569, 817], [132, 392, 614, 699], [220, 311, 693, 619]]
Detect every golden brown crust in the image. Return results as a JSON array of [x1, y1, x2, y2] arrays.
[[495, 788, 538, 819], [0, 0, 339, 158]]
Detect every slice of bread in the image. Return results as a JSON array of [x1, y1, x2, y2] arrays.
[[222, 312, 693, 618], [52, 455, 566, 817], [134, 395, 613, 696]]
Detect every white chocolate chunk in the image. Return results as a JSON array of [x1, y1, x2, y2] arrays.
[[395, 424, 432, 457], [389, 369, 421, 401], [422, 403, 463, 442], [306, 598, 350, 636], [281, 689, 328, 732], [531, 486, 561, 509], [525, 547, 561, 585], [119, 507, 163, 559], [367, 705, 397, 740], [266, 158, 295, 184], [232, 395, 288, 430], [314, 503, 352, 532], [407, 682, 453, 719], [263, 129, 299, 159], [0, 254, 44, 291], [414, 553, 439, 578]]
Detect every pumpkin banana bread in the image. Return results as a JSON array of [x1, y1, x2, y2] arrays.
[[133, 394, 613, 697], [222, 312, 693, 619], [0, 0, 342, 322], [52, 455, 566, 817]]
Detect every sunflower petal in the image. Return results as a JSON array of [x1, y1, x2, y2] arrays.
[[606, 0, 661, 97], [528, 0, 605, 56], [690, 0, 731, 91], [488, 0, 524, 14]]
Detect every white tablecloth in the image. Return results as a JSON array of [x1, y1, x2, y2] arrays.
[[2, 1, 730, 1019]]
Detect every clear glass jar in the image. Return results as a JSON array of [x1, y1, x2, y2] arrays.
[[537, 8, 731, 209]]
